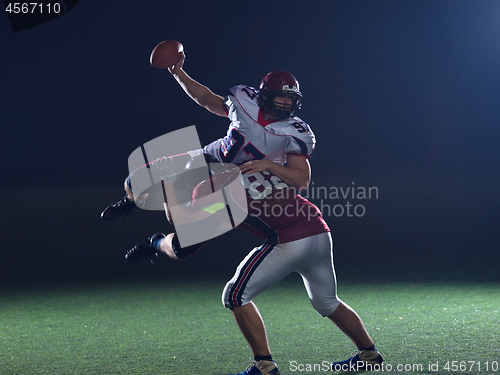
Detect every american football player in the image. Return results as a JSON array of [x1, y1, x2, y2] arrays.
[[124, 153, 383, 375], [100, 50, 383, 374]]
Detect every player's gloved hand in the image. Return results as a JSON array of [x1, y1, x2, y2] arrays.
[[151, 156, 177, 183]]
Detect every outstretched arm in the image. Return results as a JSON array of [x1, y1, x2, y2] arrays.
[[168, 52, 227, 117]]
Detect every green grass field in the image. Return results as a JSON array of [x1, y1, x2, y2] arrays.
[[1, 276, 498, 375]]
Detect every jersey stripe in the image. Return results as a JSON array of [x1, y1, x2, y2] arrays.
[[291, 136, 308, 155], [228, 243, 275, 307]]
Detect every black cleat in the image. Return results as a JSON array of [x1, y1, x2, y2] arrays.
[[125, 233, 165, 263], [101, 195, 138, 220]]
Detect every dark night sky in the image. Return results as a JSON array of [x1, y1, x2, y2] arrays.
[[1, 1, 499, 284]]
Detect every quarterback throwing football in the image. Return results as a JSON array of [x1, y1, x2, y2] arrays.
[[101, 51, 383, 374]]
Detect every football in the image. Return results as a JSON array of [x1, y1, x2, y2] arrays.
[[150, 40, 183, 69]]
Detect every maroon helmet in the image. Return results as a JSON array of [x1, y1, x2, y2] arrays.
[[257, 71, 302, 119]]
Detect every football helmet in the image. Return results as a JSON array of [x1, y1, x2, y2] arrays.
[[257, 71, 302, 119]]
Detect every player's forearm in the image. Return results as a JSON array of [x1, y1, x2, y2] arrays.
[[172, 69, 226, 116], [266, 162, 310, 191], [172, 68, 209, 105]]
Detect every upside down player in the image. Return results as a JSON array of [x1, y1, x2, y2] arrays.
[[100, 50, 383, 374]]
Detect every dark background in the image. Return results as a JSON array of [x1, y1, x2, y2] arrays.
[[1, 1, 499, 286]]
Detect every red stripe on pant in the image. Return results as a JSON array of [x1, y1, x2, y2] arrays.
[[231, 244, 272, 307]]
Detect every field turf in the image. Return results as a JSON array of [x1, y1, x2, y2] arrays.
[[1, 276, 498, 374]]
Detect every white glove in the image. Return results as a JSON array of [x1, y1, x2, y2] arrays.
[[150, 156, 177, 183]]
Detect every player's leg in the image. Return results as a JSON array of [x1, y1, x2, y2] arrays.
[[296, 232, 383, 371], [293, 233, 367, 341], [124, 232, 173, 262], [329, 316, 382, 372], [101, 151, 190, 221], [327, 302, 373, 349], [124, 176, 135, 201], [223, 243, 290, 375], [230, 302, 271, 358], [125, 232, 207, 262]]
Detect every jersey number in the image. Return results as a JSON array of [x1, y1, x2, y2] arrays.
[[241, 86, 258, 99], [291, 121, 307, 133], [243, 171, 288, 200], [220, 129, 265, 163]]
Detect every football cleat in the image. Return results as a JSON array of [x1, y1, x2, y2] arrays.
[[229, 360, 280, 375], [125, 233, 165, 263], [101, 195, 138, 220], [331, 349, 383, 372]]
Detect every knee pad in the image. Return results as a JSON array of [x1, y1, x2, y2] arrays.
[[313, 296, 341, 317], [221, 279, 253, 309]]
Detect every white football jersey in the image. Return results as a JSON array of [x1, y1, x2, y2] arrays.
[[203, 85, 315, 166]]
